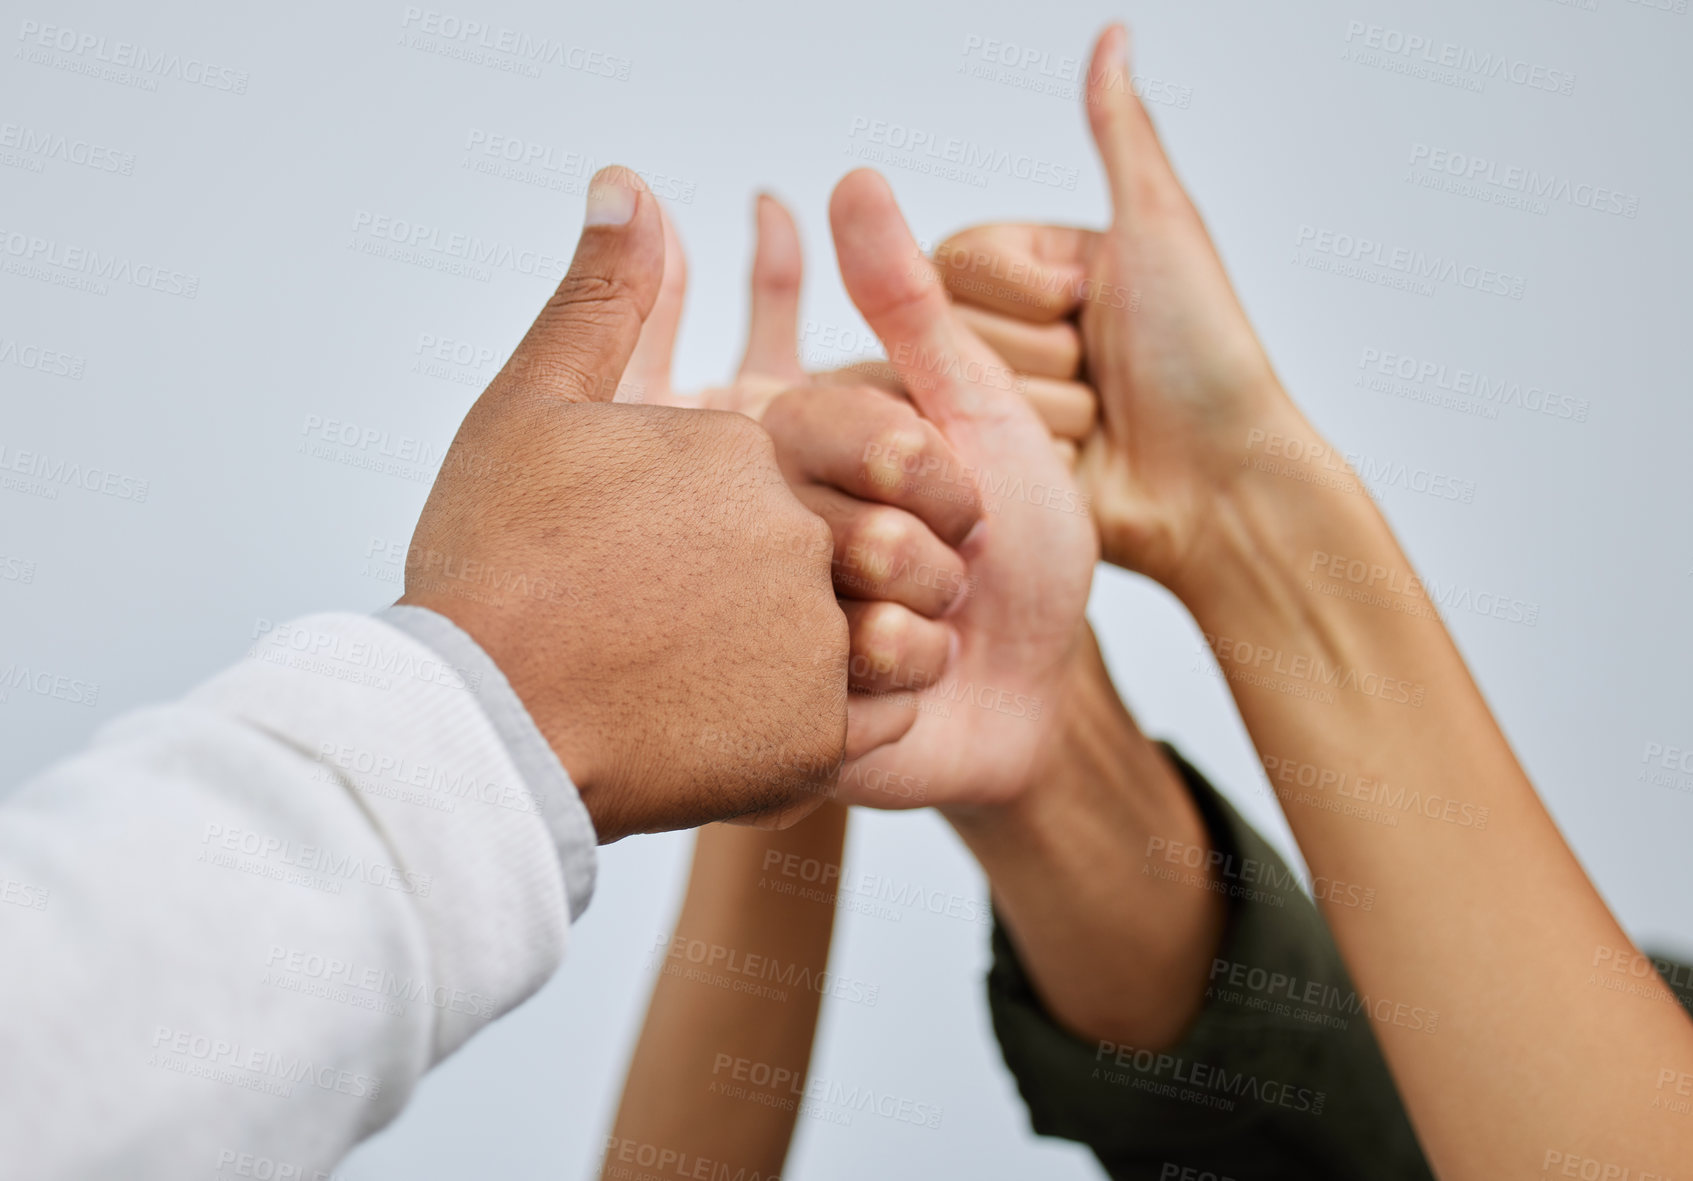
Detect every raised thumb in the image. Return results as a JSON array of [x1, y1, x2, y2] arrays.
[[494, 166, 666, 404]]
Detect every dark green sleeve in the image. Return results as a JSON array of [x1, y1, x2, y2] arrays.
[[986, 747, 1434, 1181], [986, 748, 1693, 1180]]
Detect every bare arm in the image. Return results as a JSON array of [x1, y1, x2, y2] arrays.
[[939, 24, 1693, 1177], [944, 625, 1225, 1051], [1170, 407, 1693, 1177], [600, 805, 846, 1181]]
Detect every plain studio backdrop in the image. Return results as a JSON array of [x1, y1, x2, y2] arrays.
[[3, 0, 1690, 1176]]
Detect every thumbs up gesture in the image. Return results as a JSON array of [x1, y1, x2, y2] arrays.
[[400, 169, 856, 842], [754, 171, 1099, 810]]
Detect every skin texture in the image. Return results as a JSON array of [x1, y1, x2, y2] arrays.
[[601, 805, 848, 1181], [602, 182, 1227, 1178], [806, 169, 1100, 810], [399, 169, 871, 844], [942, 24, 1693, 1179]]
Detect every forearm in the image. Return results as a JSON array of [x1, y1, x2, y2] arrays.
[[944, 628, 1225, 1050], [1176, 401, 1693, 1177], [0, 614, 574, 1179], [603, 804, 847, 1181]]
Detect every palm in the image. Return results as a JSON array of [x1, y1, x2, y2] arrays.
[[828, 172, 1097, 809]]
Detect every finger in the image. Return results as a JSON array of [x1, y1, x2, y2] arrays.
[[842, 600, 952, 695], [1053, 437, 1077, 469], [952, 303, 1081, 378], [845, 692, 917, 762], [698, 372, 792, 421], [763, 384, 982, 546], [1085, 24, 1183, 230], [621, 199, 688, 405], [829, 169, 1026, 429], [793, 485, 972, 618], [934, 224, 1096, 322], [493, 167, 666, 404], [812, 360, 906, 396], [1015, 374, 1097, 440], [738, 193, 807, 383]]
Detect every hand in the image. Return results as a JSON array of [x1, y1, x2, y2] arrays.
[[398, 168, 863, 843], [936, 25, 1303, 599], [621, 193, 808, 419], [761, 169, 1097, 810], [630, 193, 1099, 444]]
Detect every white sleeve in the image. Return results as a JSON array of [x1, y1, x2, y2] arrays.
[[0, 612, 596, 1180]]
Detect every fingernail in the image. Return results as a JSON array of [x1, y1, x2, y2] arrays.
[[585, 172, 637, 227], [1107, 23, 1129, 70]]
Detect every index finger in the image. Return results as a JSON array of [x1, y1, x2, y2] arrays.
[[934, 223, 1098, 321]]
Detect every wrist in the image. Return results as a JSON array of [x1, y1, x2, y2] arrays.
[[944, 625, 1225, 1048], [941, 626, 1179, 838], [398, 589, 623, 838], [1168, 400, 1393, 661]]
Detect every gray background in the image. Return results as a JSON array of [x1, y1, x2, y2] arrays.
[[2, 0, 1690, 1177]]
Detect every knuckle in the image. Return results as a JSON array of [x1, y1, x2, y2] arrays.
[[862, 420, 928, 490], [710, 410, 780, 470], [499, 350, 604, 403], [853, 603, 911, 673], [840, 508, 911, 591], [550, 272, 641, 323], [797, 505, 835, 564]]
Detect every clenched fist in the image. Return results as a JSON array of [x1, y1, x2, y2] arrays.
[[400, 169, 855, 842]]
